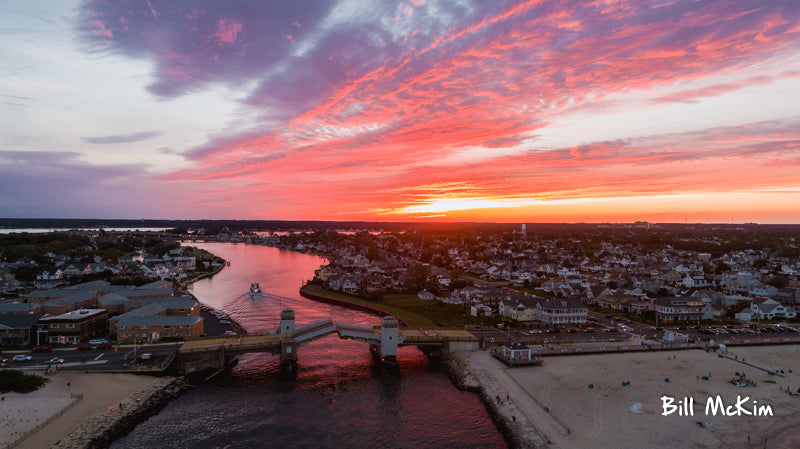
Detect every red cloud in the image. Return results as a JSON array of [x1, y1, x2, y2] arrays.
[[102, 0, 800, 220]]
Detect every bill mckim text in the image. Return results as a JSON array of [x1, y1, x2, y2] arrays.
[[661, 395, 773, 417]]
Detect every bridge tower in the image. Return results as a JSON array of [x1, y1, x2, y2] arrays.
[[379, 316, 399, 363], [279, 309, 298, 377], [280, 309, 295, 335]]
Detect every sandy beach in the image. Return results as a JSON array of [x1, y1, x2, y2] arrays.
[[462, 344, 800, 449], [1, 371, 168, 449]]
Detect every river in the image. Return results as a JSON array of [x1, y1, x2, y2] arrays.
[[111, 242, 507, 449]]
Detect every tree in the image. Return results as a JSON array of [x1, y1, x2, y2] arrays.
[[714, 262, 731, 274], [404, 263, 431, 291], [727, 300, 750, 319], [765, 276, 788, 289]]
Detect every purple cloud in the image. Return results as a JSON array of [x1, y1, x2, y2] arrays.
[[84, 130, 161, 144]]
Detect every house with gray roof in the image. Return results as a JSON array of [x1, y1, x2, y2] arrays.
[[0, 313, 43, 346], [750, 297, 796, 320], [499, 294, 542, 322], [41, 290, 98, 315], [97, 293, 129, 314], [0, 302, 36, 314]]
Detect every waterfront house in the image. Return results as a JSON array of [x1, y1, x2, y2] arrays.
[[536, 298, 587, 325], [498, 295, 540, 322], [653, 297, 704, 322]]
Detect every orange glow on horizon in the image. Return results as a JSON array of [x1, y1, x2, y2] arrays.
[[367, 192, 800, 224]]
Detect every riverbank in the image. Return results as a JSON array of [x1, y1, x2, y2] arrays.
[[1, 372, 186, 449], [447, 344, 800, 448]]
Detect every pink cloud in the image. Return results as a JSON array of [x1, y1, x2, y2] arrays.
[[210, 19, 243, 45], [81, 1, 800, 221]]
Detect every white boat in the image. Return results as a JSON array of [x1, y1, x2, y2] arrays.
[[250, 282, 261, 293]]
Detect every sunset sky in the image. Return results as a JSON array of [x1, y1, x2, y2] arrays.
[[2, 0, 800, 223]]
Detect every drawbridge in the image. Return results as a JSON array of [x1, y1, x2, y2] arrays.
[[176, 309, 478, 375]]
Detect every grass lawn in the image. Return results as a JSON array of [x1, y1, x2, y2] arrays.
[[304, 287, 499, 328]]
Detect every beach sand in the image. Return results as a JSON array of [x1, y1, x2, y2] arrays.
[[463, 344, 800, 449], [1, 371, 166, 449]]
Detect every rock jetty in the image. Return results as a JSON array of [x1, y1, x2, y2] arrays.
[[52, 377, 190, 449], [444, 351, 549, 449]]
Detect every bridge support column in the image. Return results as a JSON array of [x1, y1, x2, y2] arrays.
[[379, 316, 398, 363], [280, 337, 298, 377]]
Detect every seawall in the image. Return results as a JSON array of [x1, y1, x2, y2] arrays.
[[52, 377, 190, 449], [299, 285, 410, 326]]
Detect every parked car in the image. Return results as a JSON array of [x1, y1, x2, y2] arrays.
[[13, 354, 32, 362], [77, 344, 92, 350], [96, 342, 113, 349], [32, 346, 52, 353], [89, 339, 109, 346]]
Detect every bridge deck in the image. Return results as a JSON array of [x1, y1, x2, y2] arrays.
[[177, 318, 480, 361]]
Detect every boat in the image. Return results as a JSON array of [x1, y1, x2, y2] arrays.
[[250, 282, 261, 293]]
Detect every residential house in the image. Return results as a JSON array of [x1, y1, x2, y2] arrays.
[[471, 304, 492, 317], [583, 285, 610, 305], [315, 265, 338, 282], [35, 268, 66, 289], [536, 298, 587, 325], [0, 313, 43, 346], [776, 287, 800, 305], [702, 303, 726, 321], [60, 263, 88, 278], [653, 297, 704, 322], [498, 295, 541, 322], [418, 289, 435, 300], [750, 298, 797, 320]]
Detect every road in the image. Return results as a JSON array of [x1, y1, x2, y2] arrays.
[[1, 343, 182, 372]]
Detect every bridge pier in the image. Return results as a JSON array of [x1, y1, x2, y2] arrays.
[[280, 337, 298, 377], [279, 309, 299, 376]]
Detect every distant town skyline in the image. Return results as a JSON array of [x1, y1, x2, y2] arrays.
[[2, 1, 800, 223]]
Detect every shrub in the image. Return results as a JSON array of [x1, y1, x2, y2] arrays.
[[0, 369, 49, 393]]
